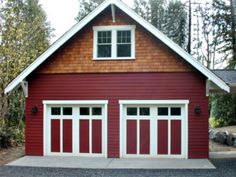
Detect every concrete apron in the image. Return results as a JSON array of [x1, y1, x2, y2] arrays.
[[7, 156, 215, 169]]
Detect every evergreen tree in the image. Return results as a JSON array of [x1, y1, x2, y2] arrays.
[[149, 0, 166, 31], [76, 0, 105, 21], [134, 0, 150, 21], [0, 0, 53, 121], [134, 0, 188, 49], [162, 1, 187, 48]]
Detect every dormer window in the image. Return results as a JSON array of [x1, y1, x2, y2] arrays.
[[93, 25, 135, 60]]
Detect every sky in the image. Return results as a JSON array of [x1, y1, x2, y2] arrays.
[[39, 0, 134, 42]]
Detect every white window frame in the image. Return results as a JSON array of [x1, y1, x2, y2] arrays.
[[93, 25, 135, 60]]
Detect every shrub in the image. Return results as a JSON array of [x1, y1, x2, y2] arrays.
[[209, 117, 225, 128], [210, 93, 236, 127], [0, 118, 25, 148]]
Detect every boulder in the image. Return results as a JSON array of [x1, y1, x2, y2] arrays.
[[209, 129, 216, 140], [227, 133, 234, 146], [214, 131, 228, 145]]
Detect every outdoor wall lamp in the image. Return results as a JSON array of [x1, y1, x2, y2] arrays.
[[31, 105, 38, 113], [194, 105, 201, 114]]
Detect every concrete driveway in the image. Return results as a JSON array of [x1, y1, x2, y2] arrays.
[[0, 158, 235, 177], [6, 156, 215, 169]]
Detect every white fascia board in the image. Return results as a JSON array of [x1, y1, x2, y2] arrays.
[[4, 0, 229, 93], [4, 0, 114, 94], [43, 100, 108, 105], [113, 0, 229, 92], [119, 100, 189, 105]]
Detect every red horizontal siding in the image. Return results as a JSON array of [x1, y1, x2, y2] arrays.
[[25, 72, 208, 158]]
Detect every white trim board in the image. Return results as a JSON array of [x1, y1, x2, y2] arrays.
[[4, 0, 229, 93], [43, 100, 108, 105], [119, 100, 189, 105]]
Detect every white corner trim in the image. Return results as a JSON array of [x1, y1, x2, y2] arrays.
[[119, 100, 189, 105], [4, 0, 229, 93], [43, 100, 108, 105]]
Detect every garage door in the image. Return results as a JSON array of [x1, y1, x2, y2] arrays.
[[120, 100, 188, 158], [43, 101, 108, 157]]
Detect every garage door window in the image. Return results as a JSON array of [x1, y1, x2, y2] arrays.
[[51, 107, 61, 115], [80, 107, 90, 115], [92, 107, 102, 115], [63, 107, 72, 115], [158, 107, 168, 116], [127, 107, 137, 115], [171, 107, 181, 116], [139, 107, 150, 116]]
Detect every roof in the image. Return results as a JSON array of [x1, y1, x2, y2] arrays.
[[4, 0, 230, 93], [212, 70, 236, 85]]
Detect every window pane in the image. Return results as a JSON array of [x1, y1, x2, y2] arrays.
[[98, 31, 111, 43], [63, 107, 72, 115], [171, 107, 181, 116], [140, 107, 150, 116], [80, 107, 90, 115], [158, 107, 168, 116], [117, 30, 131, 43], [127, 107, 137, 116], [92, 107, 102, 115], [97, 45, 111, 57], [117, 44, 131, 57], [51, 107, 61, 115]]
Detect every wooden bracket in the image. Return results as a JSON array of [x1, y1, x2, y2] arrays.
[[21, 81, 28, 97]]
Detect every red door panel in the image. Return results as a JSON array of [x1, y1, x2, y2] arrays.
[[80, 120, 89, 153], [140, 120, 150, 154], [63, 119, 72, 153], [92, 120, 102, 153], [127, 120, 137, 154], [157, 120, 168, 154], [171, 120, 181, 154], [51, 119, 60, 152]]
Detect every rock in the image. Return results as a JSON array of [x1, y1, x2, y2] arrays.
[[209, 129, 216, 140], [214, 131, 228, 145], [232, 133, 236, 138], [234, 139, 236, 147], [227, 133, 234, 146]]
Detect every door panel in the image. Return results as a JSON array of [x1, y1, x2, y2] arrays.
[[157, 120, 168, 155], [79, 120, 90, 153], [63, 119, 72, 153], [51, 119, 60, 152], [171, 120, 181, 154], [92, 120, 102, 153], [139, 120, 150, 154], [126, 120, 137, 154]]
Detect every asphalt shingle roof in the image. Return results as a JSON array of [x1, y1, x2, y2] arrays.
[[212, 70, 236, 84]]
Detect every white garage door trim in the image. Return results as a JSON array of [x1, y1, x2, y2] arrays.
[[119, 100, 189, 159], [43, 100, 108, 157]]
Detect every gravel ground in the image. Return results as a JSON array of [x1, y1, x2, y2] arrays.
[[0, 159, 235, 177]]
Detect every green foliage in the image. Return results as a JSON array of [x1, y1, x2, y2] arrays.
[[134, 0, 188, 49], [210, 93, 236, 127], [0, 118, 25, 148], [76, 0, 105, 21], [209, 117, 225, 128], [0, 0, 53, 148]]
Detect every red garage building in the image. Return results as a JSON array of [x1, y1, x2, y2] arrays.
[[5, 0, 229, 159]]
